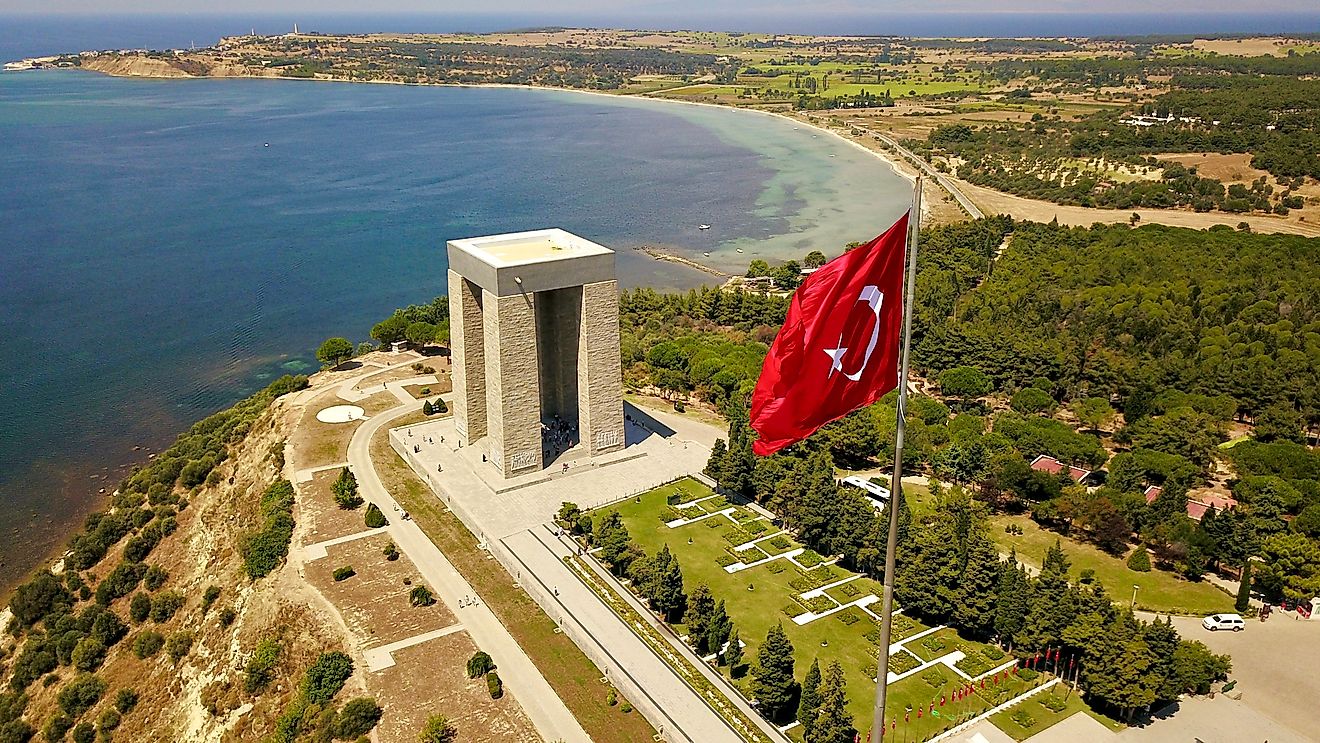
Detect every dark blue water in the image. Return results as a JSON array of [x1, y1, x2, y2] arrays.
[[0, 70, 818, 589], [5, 12, 1320, 62]]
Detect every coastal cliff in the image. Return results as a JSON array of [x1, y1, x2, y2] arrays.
[[0, 375, 363, 741], [79, 55, 196, 78]]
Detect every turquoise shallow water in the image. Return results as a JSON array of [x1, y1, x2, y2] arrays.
[[0, 70, 908, 589]]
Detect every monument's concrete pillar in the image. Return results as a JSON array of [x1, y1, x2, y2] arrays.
[[446, 228, 624, 479], [482, 290, 543, 476], [579, 279, 625, 456], [448, 270, 486, 446]]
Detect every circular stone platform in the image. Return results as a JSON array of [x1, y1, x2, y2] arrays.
[[316, 405, 365, 424]]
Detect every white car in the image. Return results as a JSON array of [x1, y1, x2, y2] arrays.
[[1202, 613, 1246, 632]]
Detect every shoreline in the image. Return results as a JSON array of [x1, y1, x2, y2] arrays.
[[60, 61, 921, 211]]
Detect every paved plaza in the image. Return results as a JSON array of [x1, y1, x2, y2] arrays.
[[391, 398, 780, 743], [392, 402, 714, 541]]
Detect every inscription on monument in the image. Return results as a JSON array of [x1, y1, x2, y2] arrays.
[[511, 451, 538, 470], [596, 430, 621, 449]]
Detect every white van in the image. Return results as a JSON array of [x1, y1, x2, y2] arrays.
[[1202, 613, 1246, 632]]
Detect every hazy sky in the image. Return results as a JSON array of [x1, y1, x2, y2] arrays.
[[4, 0, 1314, 14]]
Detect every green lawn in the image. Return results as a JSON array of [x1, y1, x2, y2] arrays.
[[989, 686, 1125, 741], [601, 479, 929, 735], [597, 479, 1050, 738], [989, 515, 1234, 616]]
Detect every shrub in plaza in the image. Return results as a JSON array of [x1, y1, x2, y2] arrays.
[[365, 504, 389, 529], [419, 715, 458, 743], [467, 651, 494, 679], [333, 566, 356, 582], [383, 541, 400, 561], [434, 398, 448, 413], [409, 586, 436, 607], [332, 467, 363, 510], [486, 671, 503, 699]]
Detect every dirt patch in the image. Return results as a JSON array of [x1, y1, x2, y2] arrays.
[[301, 469, 372, 543], [370, 633, 538, 743], [954, 178, 1320, 237], [1155, 152, 1270, 184], [402, 378, 453, 399], [1191, 38, 1297, 57], [288, 388, 396, 471], [305, 531, 457, 648]]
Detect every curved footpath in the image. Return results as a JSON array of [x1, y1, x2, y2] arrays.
[[345, 397, 592, 743]]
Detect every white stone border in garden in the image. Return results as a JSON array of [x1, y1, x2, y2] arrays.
[[672, 493, 723, 510], [732, 529, 790, 553], [665, 506, 736, 528], [724, 547, 803, 573], [799, 573, 862, 600], [791, 594, 879, 625]]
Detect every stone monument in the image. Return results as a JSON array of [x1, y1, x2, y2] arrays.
[[447, 228, 625, 477]]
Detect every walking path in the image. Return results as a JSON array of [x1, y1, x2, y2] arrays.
[[363, 623, 466, 672], [503, 527, 755, 743], [298, 528, 385, 561], [346, 401, 591, 743]]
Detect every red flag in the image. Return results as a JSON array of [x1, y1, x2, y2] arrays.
[[749, 213, 910, 455]]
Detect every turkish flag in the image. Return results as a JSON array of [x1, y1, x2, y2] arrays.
[[750, 212, 909, 455]]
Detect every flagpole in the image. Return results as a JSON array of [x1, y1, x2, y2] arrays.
[[871, 176, 923, 741]]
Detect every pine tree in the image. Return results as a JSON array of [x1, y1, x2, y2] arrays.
[[806, 661, 854, 743], [656, 557, 687, 623], [797, 658, 822, 733], [705, 438, 728, 485], [594, 512, 633, 574], [752, 622, 797, 722], [332, 467, 363, 510], [707, 599, 732, 656], [1235, 561, 1252, 613], [422, 399, 434, 415], [993, 554, 1032, 645], [723, 627, 744, 674], [954, 530, 1000, 638], [685, 585, 716, 654]]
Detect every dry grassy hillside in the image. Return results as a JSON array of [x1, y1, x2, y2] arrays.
[[0, 377, 364, 741]]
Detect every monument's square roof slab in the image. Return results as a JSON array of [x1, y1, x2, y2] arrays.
[[447, 228, 616, 296]]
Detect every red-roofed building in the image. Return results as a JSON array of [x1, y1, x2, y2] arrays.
[[1145, 484, 1237, 521], [1030, 454, 1092, 483]]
